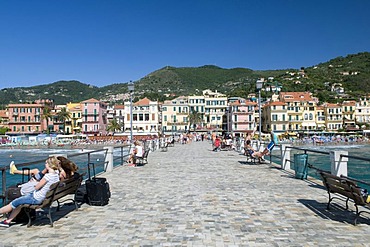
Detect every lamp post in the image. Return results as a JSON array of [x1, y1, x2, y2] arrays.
[[171, 114, 174, 137], [128, 81, 134, 143], [225, 109, 229, 133], [256, 79, 264, 145]]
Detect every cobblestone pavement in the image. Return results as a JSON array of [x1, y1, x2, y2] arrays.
[[2, 141, 370, 246]]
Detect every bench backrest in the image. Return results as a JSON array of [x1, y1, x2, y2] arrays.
[[349, 185, 367, 206], [36, 181, 60, 208], [320, 172, 366, 205], [53, 174, 83, 202]]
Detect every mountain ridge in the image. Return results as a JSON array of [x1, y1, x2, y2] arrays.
[[1, 52, 369, 106]]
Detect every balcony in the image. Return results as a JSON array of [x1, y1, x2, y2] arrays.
[[168, 122, 188, 126], [82, 113, 99, 116], [234, 120, 254, 124], [176, 112, 188, 115], [234, 111, 253, 115], [83, 120, 99, 123]]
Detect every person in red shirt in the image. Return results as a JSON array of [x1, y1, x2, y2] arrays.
[[213, 136, 221, 152]]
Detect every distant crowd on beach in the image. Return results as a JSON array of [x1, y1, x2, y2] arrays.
[[0, 132, 210, 149], [292, 135, 370, 146], [1, 131, 370, 150]]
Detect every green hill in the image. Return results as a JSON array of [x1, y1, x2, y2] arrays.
[[0, 52, 369, 106]]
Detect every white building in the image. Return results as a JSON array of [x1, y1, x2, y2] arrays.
[[124, 97, 160, 137]]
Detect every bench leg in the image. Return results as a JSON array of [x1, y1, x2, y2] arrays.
[[46, 208, 54, 227], [327, 192, 333, 210], [354, 204, 360, 225], [57, 200, 61, 211], [25, 208, 33, 227]]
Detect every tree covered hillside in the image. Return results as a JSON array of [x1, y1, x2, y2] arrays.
[[0, 52, 369, 106]]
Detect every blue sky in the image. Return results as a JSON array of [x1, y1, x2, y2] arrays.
[[1, 0, 369, 89]]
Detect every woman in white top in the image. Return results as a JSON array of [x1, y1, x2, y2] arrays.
[[126, 141, 143, 165], [0, 156, 60, 228]]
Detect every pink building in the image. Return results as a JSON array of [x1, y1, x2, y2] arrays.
[[81, 98, 108, 136], [7, 101, 52, 134], [230, 100, 257, 136]]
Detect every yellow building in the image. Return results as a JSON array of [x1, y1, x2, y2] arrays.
[[66, 102, 82, 134], [262, 101, 288, 133], [323, 103, 343, 131], [279, 92, 317, 131], [161, 96, 189, 134]]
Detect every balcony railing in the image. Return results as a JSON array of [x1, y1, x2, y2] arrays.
[[82, 113, 99, 116]]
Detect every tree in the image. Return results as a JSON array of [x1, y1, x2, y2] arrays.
[[0, 127, 9, 135], [188, 111, 203, 130], [57, 107, 71, 133], [42, 107, 53, 134], [106, 118, 122, 135]]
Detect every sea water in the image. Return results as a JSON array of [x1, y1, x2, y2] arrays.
[[0, 147, 128, 197], [271, 143, 370, 190]]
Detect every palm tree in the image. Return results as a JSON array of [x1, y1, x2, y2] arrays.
[[106, 118, 122, 135], [57, 107, 71, 133], [188, 111, 203, 131], [42, 107, 53, 134]]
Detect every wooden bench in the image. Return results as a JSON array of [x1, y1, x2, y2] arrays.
[[22, 174, 83, 227], [135, 150, 149, 166], [244, 147, 257, 164], [320, 171, 370, 225]]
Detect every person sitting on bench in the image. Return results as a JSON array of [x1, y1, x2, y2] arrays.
[[127, 141, 143, 165], [245, 140, 265, 162], [0, 156, 61, 228]]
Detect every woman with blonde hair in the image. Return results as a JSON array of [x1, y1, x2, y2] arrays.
[[0, 156, 61, 228], [10, 156, 78, 181]]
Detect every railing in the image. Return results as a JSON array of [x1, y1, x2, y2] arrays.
[[235, 138, 370, 189], [0, 137, 166, 206], [0, 144, 134, 206], [275, 145, 370, 189]]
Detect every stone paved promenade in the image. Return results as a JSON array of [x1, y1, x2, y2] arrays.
[[2, 140, 370, 246]]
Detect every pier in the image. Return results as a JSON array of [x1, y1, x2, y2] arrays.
[[2, 140, 370, 246]]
